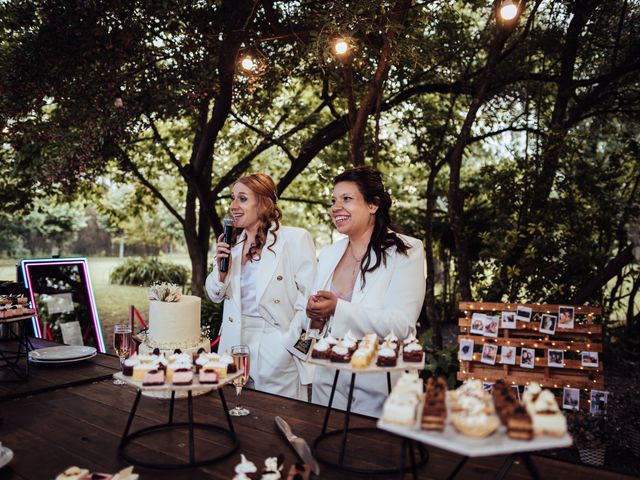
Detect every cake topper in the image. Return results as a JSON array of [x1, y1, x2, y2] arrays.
[[148, 283, 182, 302]]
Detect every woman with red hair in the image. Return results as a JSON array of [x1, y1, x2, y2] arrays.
[[206, 173, 316, 401]]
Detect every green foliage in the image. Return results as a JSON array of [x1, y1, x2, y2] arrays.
[[201, 294, 223, 347], [110, 257, 189, 287], [419, 328, 459, 389], [604, 325, 640, 368]]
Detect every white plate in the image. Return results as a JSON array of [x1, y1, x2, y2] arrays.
[[29, 352, 97, 365], [0, 446, 14, 469], [29, 345, 96, 361]]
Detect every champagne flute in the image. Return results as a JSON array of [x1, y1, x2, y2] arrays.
[[229, 344, 250, 416], [113, 324, 132, 385]]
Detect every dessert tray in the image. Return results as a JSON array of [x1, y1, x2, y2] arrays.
[[113, 370, 242, 392], [377, 419, 572, 457], [307, 353, 425, 373]]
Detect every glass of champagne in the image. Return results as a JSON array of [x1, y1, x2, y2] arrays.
[[229, 344, 250, 416], [113, 324, 132, 385]]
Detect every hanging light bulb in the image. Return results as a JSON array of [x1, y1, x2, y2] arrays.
[[333, 38, 350, 56], [240, 55, 255, 72], [499, 0, 518, 21]]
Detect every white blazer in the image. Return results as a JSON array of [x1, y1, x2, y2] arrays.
[[205, 225, 317, 384], [311, 233, 426, 417]]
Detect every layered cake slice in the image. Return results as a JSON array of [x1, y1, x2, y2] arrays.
[[142, 369, 165, 386], [421, 376, 447, 431], [421, 397, 447, 431], [329, 343, 351, 363], [172, 368, 194, 386], [402, 341, 424, 362], [507, 405, 534, 440], [198, 367, 219, 384], [525, 388, 567, 437], [376, 342, 398, 367]]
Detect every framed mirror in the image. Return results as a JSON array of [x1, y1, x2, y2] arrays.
[[19, 257, 106, 352]]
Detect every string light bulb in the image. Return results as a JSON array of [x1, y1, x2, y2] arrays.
[[499, 0, 519, 21], [240, 55, 256, 72], [333, 38, 350, 56]]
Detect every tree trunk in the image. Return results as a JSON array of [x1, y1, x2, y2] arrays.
[[425, 165, 442, 348]]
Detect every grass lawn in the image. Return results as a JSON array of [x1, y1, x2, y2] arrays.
[[0, 255, 193, 353]]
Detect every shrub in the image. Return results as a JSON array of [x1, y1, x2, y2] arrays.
[[419, 328, 460, 389], [110, 257, 189, 286]]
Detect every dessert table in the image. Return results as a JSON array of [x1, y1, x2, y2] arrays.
[[0, 338, 632, 479]]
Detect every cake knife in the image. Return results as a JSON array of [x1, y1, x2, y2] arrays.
[[274, 416, 320, 476]]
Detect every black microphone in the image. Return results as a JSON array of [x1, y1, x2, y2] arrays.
[[220, 215, 234, 273]]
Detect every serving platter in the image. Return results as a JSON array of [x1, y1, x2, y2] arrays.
[[307, 353, 425, 373], [113, 370, 242, 393], [377, 419, 572, 457]]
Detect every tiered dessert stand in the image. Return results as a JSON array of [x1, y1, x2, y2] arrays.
[[113, 371, 241, 469], [308, 356, 428, 476], [378, 412, 572, 479]]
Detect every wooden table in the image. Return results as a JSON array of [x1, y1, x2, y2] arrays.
[[0, 339, 632, 479]]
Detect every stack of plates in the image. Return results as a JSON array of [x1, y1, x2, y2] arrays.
[[28, 345, 97, 365]]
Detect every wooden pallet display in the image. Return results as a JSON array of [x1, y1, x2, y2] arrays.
[[457, 302, 604, 408]]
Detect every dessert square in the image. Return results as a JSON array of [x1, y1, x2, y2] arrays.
[[142, 369, 165, 386]]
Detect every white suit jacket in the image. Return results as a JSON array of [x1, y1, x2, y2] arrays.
[[311, 233, 426, 416], [205, 225, 317, 384]]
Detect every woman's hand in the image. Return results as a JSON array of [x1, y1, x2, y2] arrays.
[[216, 233, 231, 282], [306, 290, 337, 329]]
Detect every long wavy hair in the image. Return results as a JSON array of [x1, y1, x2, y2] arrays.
[[334, 166, 410, 286], [231, 173, 282, 262]]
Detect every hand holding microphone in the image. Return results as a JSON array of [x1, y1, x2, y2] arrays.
[[217, 215, 234, 280]]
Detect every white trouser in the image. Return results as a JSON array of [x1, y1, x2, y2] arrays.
[[241, 314, 305, 401]]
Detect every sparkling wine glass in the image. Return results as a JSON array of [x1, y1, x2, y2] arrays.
[[229, 344, 250, 416], [113, 324, 132, 385]]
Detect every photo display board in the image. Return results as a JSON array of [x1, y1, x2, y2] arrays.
[[457, 302, 603, 409], [19, 257, 106, 352]]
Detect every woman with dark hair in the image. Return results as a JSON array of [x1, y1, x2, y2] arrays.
[[205, 173, 316, 401], [306, 166, 425, 416]]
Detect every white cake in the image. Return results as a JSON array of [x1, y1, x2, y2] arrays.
[[139, 294, 210, 356]]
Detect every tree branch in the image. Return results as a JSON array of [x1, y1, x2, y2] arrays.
[[230, 111, 297, 162], [147, 116, 185, 174], [115, 146, 185, 227], [571, 246, 634, 305]]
